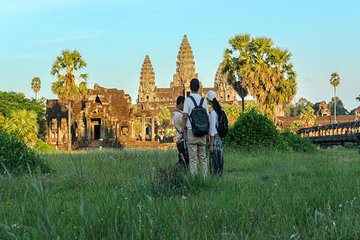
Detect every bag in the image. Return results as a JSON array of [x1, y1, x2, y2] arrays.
[[215, 110, 228, 138], [188, 96, 209, 137]]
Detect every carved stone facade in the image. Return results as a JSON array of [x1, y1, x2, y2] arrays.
[[314, 101, 330, 116], [46, 84, 134, 148]]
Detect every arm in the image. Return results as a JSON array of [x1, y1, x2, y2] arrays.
[[181, 113, 188, 138]]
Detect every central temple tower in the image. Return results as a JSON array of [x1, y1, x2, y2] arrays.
[[170, 35, 198, 95]]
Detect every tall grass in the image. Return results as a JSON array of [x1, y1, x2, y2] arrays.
[[0, 149, 359, 239]]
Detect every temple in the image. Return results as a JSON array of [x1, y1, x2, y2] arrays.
[[46, 35, 238, 149]]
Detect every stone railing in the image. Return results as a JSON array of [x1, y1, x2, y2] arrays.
[[297, 121, 360, 138]]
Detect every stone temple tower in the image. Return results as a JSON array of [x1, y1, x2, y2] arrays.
[[138, 55, 156, 103], [214, 63, 238, 103], [171, 35, 198, 95]]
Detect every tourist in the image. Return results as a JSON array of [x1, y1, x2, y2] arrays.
[[205, 91, 224, 175], [173, 96, 189, 170], [180, 78, 210, 176]]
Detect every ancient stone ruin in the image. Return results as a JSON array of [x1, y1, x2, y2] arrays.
[[46, 35, 238, 149]]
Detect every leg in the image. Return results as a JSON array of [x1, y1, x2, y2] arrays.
[[187, 129, 198, 175], [197, 135, 208, 177]]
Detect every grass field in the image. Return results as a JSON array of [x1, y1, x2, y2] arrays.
[[1, 148, 360, 239]]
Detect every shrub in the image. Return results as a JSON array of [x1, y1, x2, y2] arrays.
[[0, 127, 50, 175], [280, 130, 316, 153], [224, 109, 286, 151], [34, 139, 56, 153]]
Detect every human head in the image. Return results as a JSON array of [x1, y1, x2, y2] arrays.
[[190, 78, 200, 92], [205, 90, 216, 103], [176, 96, 185, 111]]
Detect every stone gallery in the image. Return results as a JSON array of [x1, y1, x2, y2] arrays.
[[46, 35, 238, 148]]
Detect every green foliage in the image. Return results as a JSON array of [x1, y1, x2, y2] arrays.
[[31, 76, 41, 99], [329, 97, 349, 115], [0, 127, 50, 175], [225, 109, 285, 150], [3, 109, 39, 147], [51, 49, 88, 150], [330, 72, 340, 88], [286, 97, 314, 117], [280, 130, 316, 153], [0, 91, 46, 139], [157, 106, 171, 131], [299, 105, 316, 126], [222, 101, 257, 127], [222, 34, 297, 119], [34, 139, 56, 153]]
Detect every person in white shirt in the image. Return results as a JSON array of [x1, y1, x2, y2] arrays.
[[173, 96, 189, 170], [205, 90, 224, 175], [180, 78, 210, 176]]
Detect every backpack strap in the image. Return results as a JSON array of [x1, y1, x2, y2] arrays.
[[189, 95, 198, 107], [199, 98, 204, 107]]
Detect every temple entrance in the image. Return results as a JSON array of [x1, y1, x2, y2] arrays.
[[91, 118, 101, 140]]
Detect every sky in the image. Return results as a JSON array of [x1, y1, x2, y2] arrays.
[[0, 0, 359, 110]]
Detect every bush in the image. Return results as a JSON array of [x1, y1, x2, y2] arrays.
[[224, 109, 286, 151], [280, 130, 316, 153], [34, 139, 56, 153], [0, 127, 50, 175]]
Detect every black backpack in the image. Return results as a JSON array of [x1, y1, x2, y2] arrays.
[[188, 96, 209, 137], [215, 109, 228, 138]]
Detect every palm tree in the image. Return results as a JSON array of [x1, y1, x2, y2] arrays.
[[222, 34, 296, 119], [31, 77, 41, 99], [222, 34, 251, 113], [329, 72, 340, 123], [51, 50, 88, 151]]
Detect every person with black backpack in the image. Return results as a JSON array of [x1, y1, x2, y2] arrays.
[[180, 78, 210, 176], [205, 91, 228, 175]]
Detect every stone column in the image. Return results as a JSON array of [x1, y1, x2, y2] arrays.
[[151, 117, 155, 141], [131, 121, 135, 138], [141, 114, 146, 142], [87, 118, 92, 141]]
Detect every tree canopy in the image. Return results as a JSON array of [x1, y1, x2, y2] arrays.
[[286, 98, 314, 117], [328, 97, 348, 115], [51, 49, 88, 150], [157, 107, 171, 133], [0, 91, 46, 139], [31, 77, 41, 99], [222, 34, 297, 119]]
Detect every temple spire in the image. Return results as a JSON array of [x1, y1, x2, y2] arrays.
[[171, 35, 198, 94], [138, 55, 156, 102]]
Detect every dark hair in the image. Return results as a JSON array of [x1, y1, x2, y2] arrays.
[[190, 78, 200, 92], [176, 96, 185, 106], [209, 98, 222, 114]]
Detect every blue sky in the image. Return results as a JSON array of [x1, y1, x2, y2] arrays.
[[0, 0, 359, 110]]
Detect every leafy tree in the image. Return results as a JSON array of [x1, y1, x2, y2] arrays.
[[0, 91, 46, 139], [222, 101, 257, 126], [51, 49, 88, 151], [157, 107, 171, 135], [299, 105, 316, 127], [356, 95, 360, 103], [329, 72, 340, 122], [287, 98, 314, 117], [3, 109, 39, 148], [133, 119, 142, 135], [328, 97, 348, 115], [222, 34, 296, 119], [31, 77, 41, 99]]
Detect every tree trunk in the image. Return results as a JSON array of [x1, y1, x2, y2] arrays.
[[241, 96, 245, 113], [68, 100, 72, 151], [334, 87, 337, 123], [35, 92, 37, 100]]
